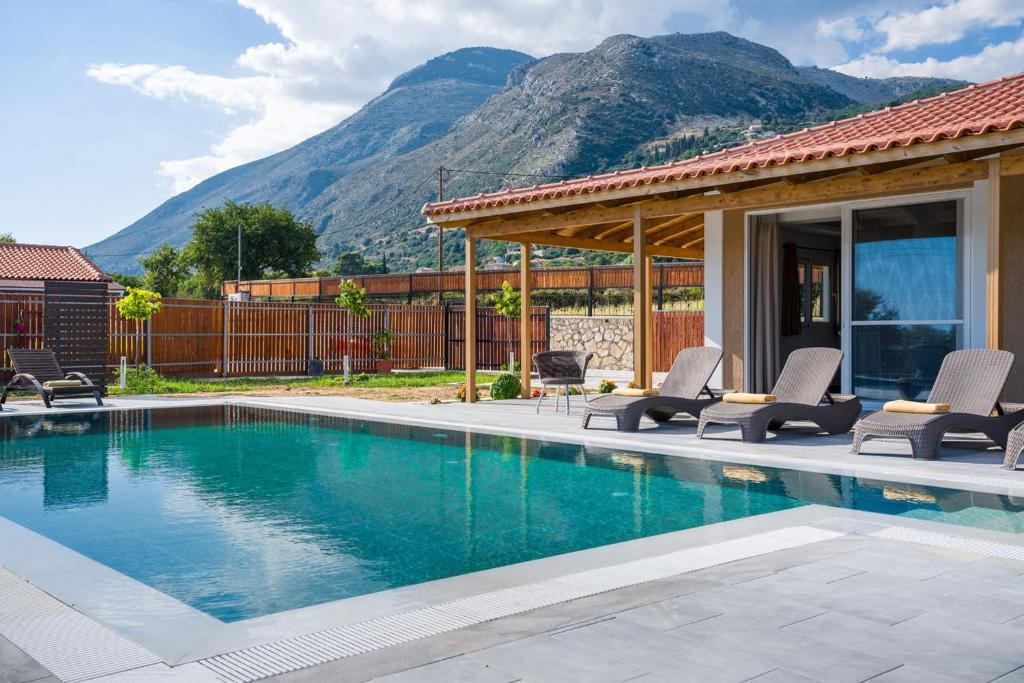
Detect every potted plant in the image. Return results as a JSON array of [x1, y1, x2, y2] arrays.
[[371, 329, 394, 373]]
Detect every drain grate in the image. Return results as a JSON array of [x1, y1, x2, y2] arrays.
[[0, 568, 160, 682], [199, 525, 841, 682], [870, 526, 1024, 562]]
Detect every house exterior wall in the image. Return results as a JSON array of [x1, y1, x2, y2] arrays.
[[722, 209, 746, 392], [1000, 173, 1024, 402]]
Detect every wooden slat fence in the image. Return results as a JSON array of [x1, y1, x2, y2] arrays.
[[224, 262, 704, 301], [445, 306, 550, 371], [653, 311, 706, 371], [4, 292, 703, 378], [0, 290, 45, 379]]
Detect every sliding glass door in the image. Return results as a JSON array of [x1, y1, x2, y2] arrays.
[[848, 200, 962, 400]]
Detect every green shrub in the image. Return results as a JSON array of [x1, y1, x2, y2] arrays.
[[489, 373, 522, 401]]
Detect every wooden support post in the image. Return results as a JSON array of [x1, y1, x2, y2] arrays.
[[145, 318, 153, 368], [644, 255, 654, 386], [587, 266, 594, 316], [632, 211, 652, 389], [221, 301, 229, 378], [306, 304, 314, 369], [520, 243, 532, 398], [987, 157, 1001, 349], [657, 263, 665, 311], [465, 235, 478, 402]]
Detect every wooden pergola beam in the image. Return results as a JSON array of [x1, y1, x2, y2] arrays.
[[654, 223, 704, 247], [495, 230, 704, 259]]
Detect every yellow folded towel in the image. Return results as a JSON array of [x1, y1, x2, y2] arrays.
[[883, 400, 951, 414], [42, 379, 83, 388], [723, 392, 777, 404], [612, 387, 659, 397]]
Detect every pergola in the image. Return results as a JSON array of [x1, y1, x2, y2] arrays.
[[423, 74, 1024, 402]]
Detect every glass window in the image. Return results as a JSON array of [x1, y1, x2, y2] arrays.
[[810, 264, 831, 323], [853, 201, 960, 321], [851, 324, 959, 401]]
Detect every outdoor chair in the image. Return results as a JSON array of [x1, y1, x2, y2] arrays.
[[1, 348, 104, 410], [852, 349, 1024, 461], [533, 350, 593, 414], [1004, 422, 1024, 470], [697, 347, 861, 443], [581, 346, 723, 431]]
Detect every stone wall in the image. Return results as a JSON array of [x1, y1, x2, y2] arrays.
[[549, 316, 633, 370]]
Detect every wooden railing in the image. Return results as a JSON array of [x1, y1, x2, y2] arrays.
[[222, 261, 704, 302]]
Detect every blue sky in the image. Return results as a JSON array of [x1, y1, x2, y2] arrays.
[[2, 0, 1022, 248]]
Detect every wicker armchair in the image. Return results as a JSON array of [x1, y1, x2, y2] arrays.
[[533, 350, 594, 414]]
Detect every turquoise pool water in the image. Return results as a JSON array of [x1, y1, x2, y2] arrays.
[[1, 406, 1022, 622]]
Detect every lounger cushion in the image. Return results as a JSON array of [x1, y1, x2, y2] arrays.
[[883, 400, 951, 414], [723, 392, 777, 404], [612, 388, 658, 397], [42, 380, 83, 388]]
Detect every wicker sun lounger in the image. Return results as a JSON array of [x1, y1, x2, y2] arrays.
[[1004, 422, 1024, 470], [697, 347, 861, 443], [581, 346, 723, 431], [1, 348, 104, 410], [852, 349, 1024, 461]]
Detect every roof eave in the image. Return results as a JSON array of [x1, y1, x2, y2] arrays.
[[424, 126, 1024, 225]]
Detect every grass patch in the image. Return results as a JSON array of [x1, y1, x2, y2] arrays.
[[109, 367, 498, 395]]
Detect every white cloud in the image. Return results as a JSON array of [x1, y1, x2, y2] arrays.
[[874, 0, 1024, 53], [817, 16, 866, 43], [89, 0, 732, 194], [834, 34, 1024, 80]]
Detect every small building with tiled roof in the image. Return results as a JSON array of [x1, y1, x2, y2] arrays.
[[0, 243, 122, 293], [425, 72, 1024, 404]]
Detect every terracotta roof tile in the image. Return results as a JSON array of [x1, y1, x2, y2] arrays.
[[424, 72, 1024, 216], [0, 243, 112, 282]]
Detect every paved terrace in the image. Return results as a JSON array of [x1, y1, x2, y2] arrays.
[[1, 395, 1023, 682]]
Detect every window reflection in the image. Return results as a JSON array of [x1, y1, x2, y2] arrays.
[[853, 202, 959, 321], [852, 324, 960, 400]]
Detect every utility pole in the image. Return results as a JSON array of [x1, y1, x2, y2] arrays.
[[236, 222, 243, 294], [437, 165, 445, 305]]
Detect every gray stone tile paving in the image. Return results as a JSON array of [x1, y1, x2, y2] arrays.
[[351, 536, 1024, 683], [0, 636, 55, 683], [3, 518, 1023, 682]]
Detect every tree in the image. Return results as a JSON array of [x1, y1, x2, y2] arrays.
[[335, 279, 370, 318], [140, 244, 188, 297], [335, 279, 371, 373], [0, 233, 15, 244], [487, 280, 521, 371], [332, 251, 387, 276], [109, 272, 145, 289], [115, 288, 162, 380], [181, 201, 320, 295]]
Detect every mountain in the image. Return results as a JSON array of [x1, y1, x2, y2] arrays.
[[87, 34, 963, 273], [795, 66, 967, 105]]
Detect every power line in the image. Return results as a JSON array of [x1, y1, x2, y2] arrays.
[[443, 167, 570, 180]]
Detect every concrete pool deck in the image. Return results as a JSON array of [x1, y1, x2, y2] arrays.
[[2, 395, 1024, 681]]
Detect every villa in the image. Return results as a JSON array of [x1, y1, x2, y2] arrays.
[[424, 73, 1024, 406], [4, 77, 1024, 683]]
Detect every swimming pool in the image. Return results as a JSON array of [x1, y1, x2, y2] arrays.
[[1, 405, 1022, 623]]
